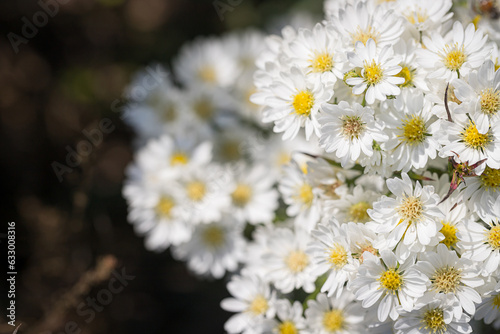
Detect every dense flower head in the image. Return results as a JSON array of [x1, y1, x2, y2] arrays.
[[121, 2, 500, 333]]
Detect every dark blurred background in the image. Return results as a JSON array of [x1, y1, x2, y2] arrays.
[[0, 0, 322, 333]]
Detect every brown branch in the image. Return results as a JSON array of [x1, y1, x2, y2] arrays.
[[23, 255, 117, 334]]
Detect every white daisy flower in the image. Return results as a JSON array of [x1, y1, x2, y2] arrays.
[[453, 60, 500, 134], [179, 163, 231, 224], [396, 0, 453, 33], [393, 38, 430, 92], [416, 244, 484, 318], [435, 196, 468, 253], [381, 89, 440, 172], [461, 196, 500, 275], [394, 294, 472, 334], [331, 1, 404, 48], [368, 173, 444, 258], [263, 66, 333, 140], [306, 157, 352, 206], [172, 216, 246, 279], [319, 101, 388, 167], [124, 135, 212, 187], [228, 163, 279, 225], [262, 299, 307, 334], [173, 36, 241, 89], [260, 227, 318, 294], [279, 160, 321, 232], [329, 185, 381, 224], [221, 272, 277, 334], [461, 166, 500, 220], [308, 220, 356, 298], [183, 85, 237, 131], [212, 125, 260, 163], [417, 21, 491, 80], [304, 291, 365, 334], [122, 68, 192, 142], [351, 250, 428, 322], [438, 112, 500, 173], [287, 22, 346, 85], [346, 39, 404, 105], [475, 280, 500, 329], [123, 181, 190, 252]]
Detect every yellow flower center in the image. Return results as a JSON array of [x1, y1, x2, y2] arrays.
[[440, 222, 458, 248], [351, 26, 378, 45], [422, 308, 447, 334], [286, 250, 309, 273], [348, 201, 372, 223], [198, 66, 216, 83], [396, 65, 414, 87], [400, 115, 427, 145], [462, 122, 491, 150], [187, 181, 206, 201], [231, 184, 252, 207], [248, 295, 268, 315], [155, 196, 175, 217], [364, 60, 383, 85], [323, 309, 344, 331], [194, 99, 214, 120], [443, 44, 467, 71], [311, 52, 334, 73], [406, 8, 429, 24], [298, 184, 314, 207], [480, 167, 500, 189], [431, 266, 462, 293], [341, 115, 365, 140], [379, 268, 402, 292], [328, 243, 348, 269], [488, 225, 500, 250], [162, 105, 177, 122], [398, 196, 423, 222], [292, 91, 314, 116], [170, 152, 189, 166], [480, 88, 500, 115], [278, 321, 297, 334], [493, 294, 500, 310], [202, 225, 225, 248]]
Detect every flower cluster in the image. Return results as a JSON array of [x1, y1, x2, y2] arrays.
[[122, 0, 500, 333]]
